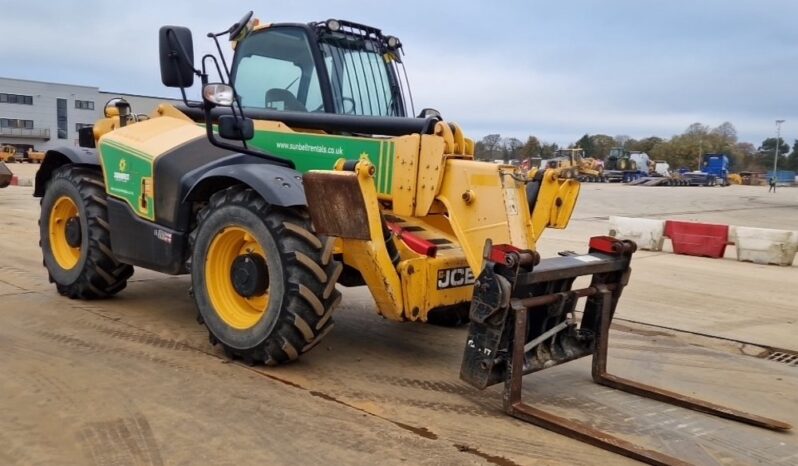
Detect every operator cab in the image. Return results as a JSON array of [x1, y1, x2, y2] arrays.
[[231, 19, 412, 117], [157, 12, 440, 165]]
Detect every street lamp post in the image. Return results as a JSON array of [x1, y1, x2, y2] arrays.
[[774, 119, 785, 178]]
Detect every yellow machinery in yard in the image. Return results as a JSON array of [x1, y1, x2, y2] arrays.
[[0, 146, 16, 187], [33, 12, 789, 464], [26, 150, 45, 163], [0, 145, 18, 163], [545, 148, 605, 182]]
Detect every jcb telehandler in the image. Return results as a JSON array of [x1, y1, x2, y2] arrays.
[[35, 12, 789, 464]]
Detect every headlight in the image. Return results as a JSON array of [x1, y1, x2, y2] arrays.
[[326, 19, 341, 32], [386, 36, 400, 48], [203, 83, 235, 106]]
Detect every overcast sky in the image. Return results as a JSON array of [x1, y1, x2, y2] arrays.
[[4, 0, 797, 146]]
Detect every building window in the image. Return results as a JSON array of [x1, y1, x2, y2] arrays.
[[0, 118, 34, 129], [75, 123, 93, 131], [0, 93, 33, 105], [75, 100, 95, 110], [57, 98, 68, 139]]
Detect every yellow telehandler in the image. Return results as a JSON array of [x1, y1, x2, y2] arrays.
[[33, 12, 789, 464]]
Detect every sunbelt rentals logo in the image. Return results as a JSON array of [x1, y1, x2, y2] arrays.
[[114, 158, 130, 183]]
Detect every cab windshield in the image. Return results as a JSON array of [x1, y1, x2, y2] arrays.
[[231, 26, 409, 117], [318, 33, 406, 117]]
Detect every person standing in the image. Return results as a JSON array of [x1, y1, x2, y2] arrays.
[[768, 177, 776, 193]]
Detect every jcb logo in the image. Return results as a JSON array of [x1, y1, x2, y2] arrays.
[[437, 267, 475, 290]]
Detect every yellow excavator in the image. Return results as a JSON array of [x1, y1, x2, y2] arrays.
[[33, 12, 789, 464]]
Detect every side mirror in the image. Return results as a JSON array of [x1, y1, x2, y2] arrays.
[[417, 108, 442, 119], [218, 115, 254, 141], [159, 26, 195, 88]]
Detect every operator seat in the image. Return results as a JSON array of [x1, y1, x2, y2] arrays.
[[265, 89, 307, 112]]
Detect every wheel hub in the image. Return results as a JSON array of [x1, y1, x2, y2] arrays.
[[65, 217, 82, 248], [230, 253, 269, 298]]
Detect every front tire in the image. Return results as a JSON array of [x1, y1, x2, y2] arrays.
[[39, 165, 134, 299], [190, 186, 342, 365]]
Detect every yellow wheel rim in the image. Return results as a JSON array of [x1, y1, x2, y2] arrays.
[[49, 196, 81, 270], [205, 226, 270, 330]]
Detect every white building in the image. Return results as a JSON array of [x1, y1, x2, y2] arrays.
[[0, 76, 182, 154]]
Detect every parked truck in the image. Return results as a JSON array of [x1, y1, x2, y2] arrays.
[[702, 153, 730, 186]]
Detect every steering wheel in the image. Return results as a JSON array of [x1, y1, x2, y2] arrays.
[[312, 97, 357, 114], [341, 97, 356, 114], [229, 11, 254, 40]]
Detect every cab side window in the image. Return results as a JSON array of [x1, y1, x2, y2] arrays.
[[233, 27, 323, 112]]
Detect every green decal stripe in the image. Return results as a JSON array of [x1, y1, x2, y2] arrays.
[[378, 140, 387, 194], [386, 142, 395, 194], [247, 129, 400, 195], [250, 129, 382, 174]]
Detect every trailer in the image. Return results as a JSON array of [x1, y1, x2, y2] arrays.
[[681, 171, 718, 186]]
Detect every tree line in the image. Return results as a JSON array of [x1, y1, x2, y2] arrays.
[[474, 122, 798, 172]]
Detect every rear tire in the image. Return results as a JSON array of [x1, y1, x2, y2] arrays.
[[39, 165, 134, 299], [190, 186, 342, 365]]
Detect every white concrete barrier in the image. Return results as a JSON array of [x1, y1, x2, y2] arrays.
[[731, 226, 798, 266], [608, 216, 666, 251]]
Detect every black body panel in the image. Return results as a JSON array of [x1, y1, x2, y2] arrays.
[[153, 137, 230, 228], [34, 147, 100, 197], [177, 106, 438, 137], [181, 159, 306, 208], [153, 137, 307, 231], [107, 198, 187, 275]]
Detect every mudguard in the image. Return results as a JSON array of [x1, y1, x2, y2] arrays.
[[183, 162, 307, 211], [34, 147, 100, 197]]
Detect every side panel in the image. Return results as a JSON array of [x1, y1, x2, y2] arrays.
[[248, 124, 396, 196], [153, 138, 237, 228], [98, 116, 209, 223], [98, 116, 401, 230], [107, 198, 187, 275]]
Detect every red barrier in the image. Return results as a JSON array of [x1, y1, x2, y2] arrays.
[[664, 220, 729, 258]]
